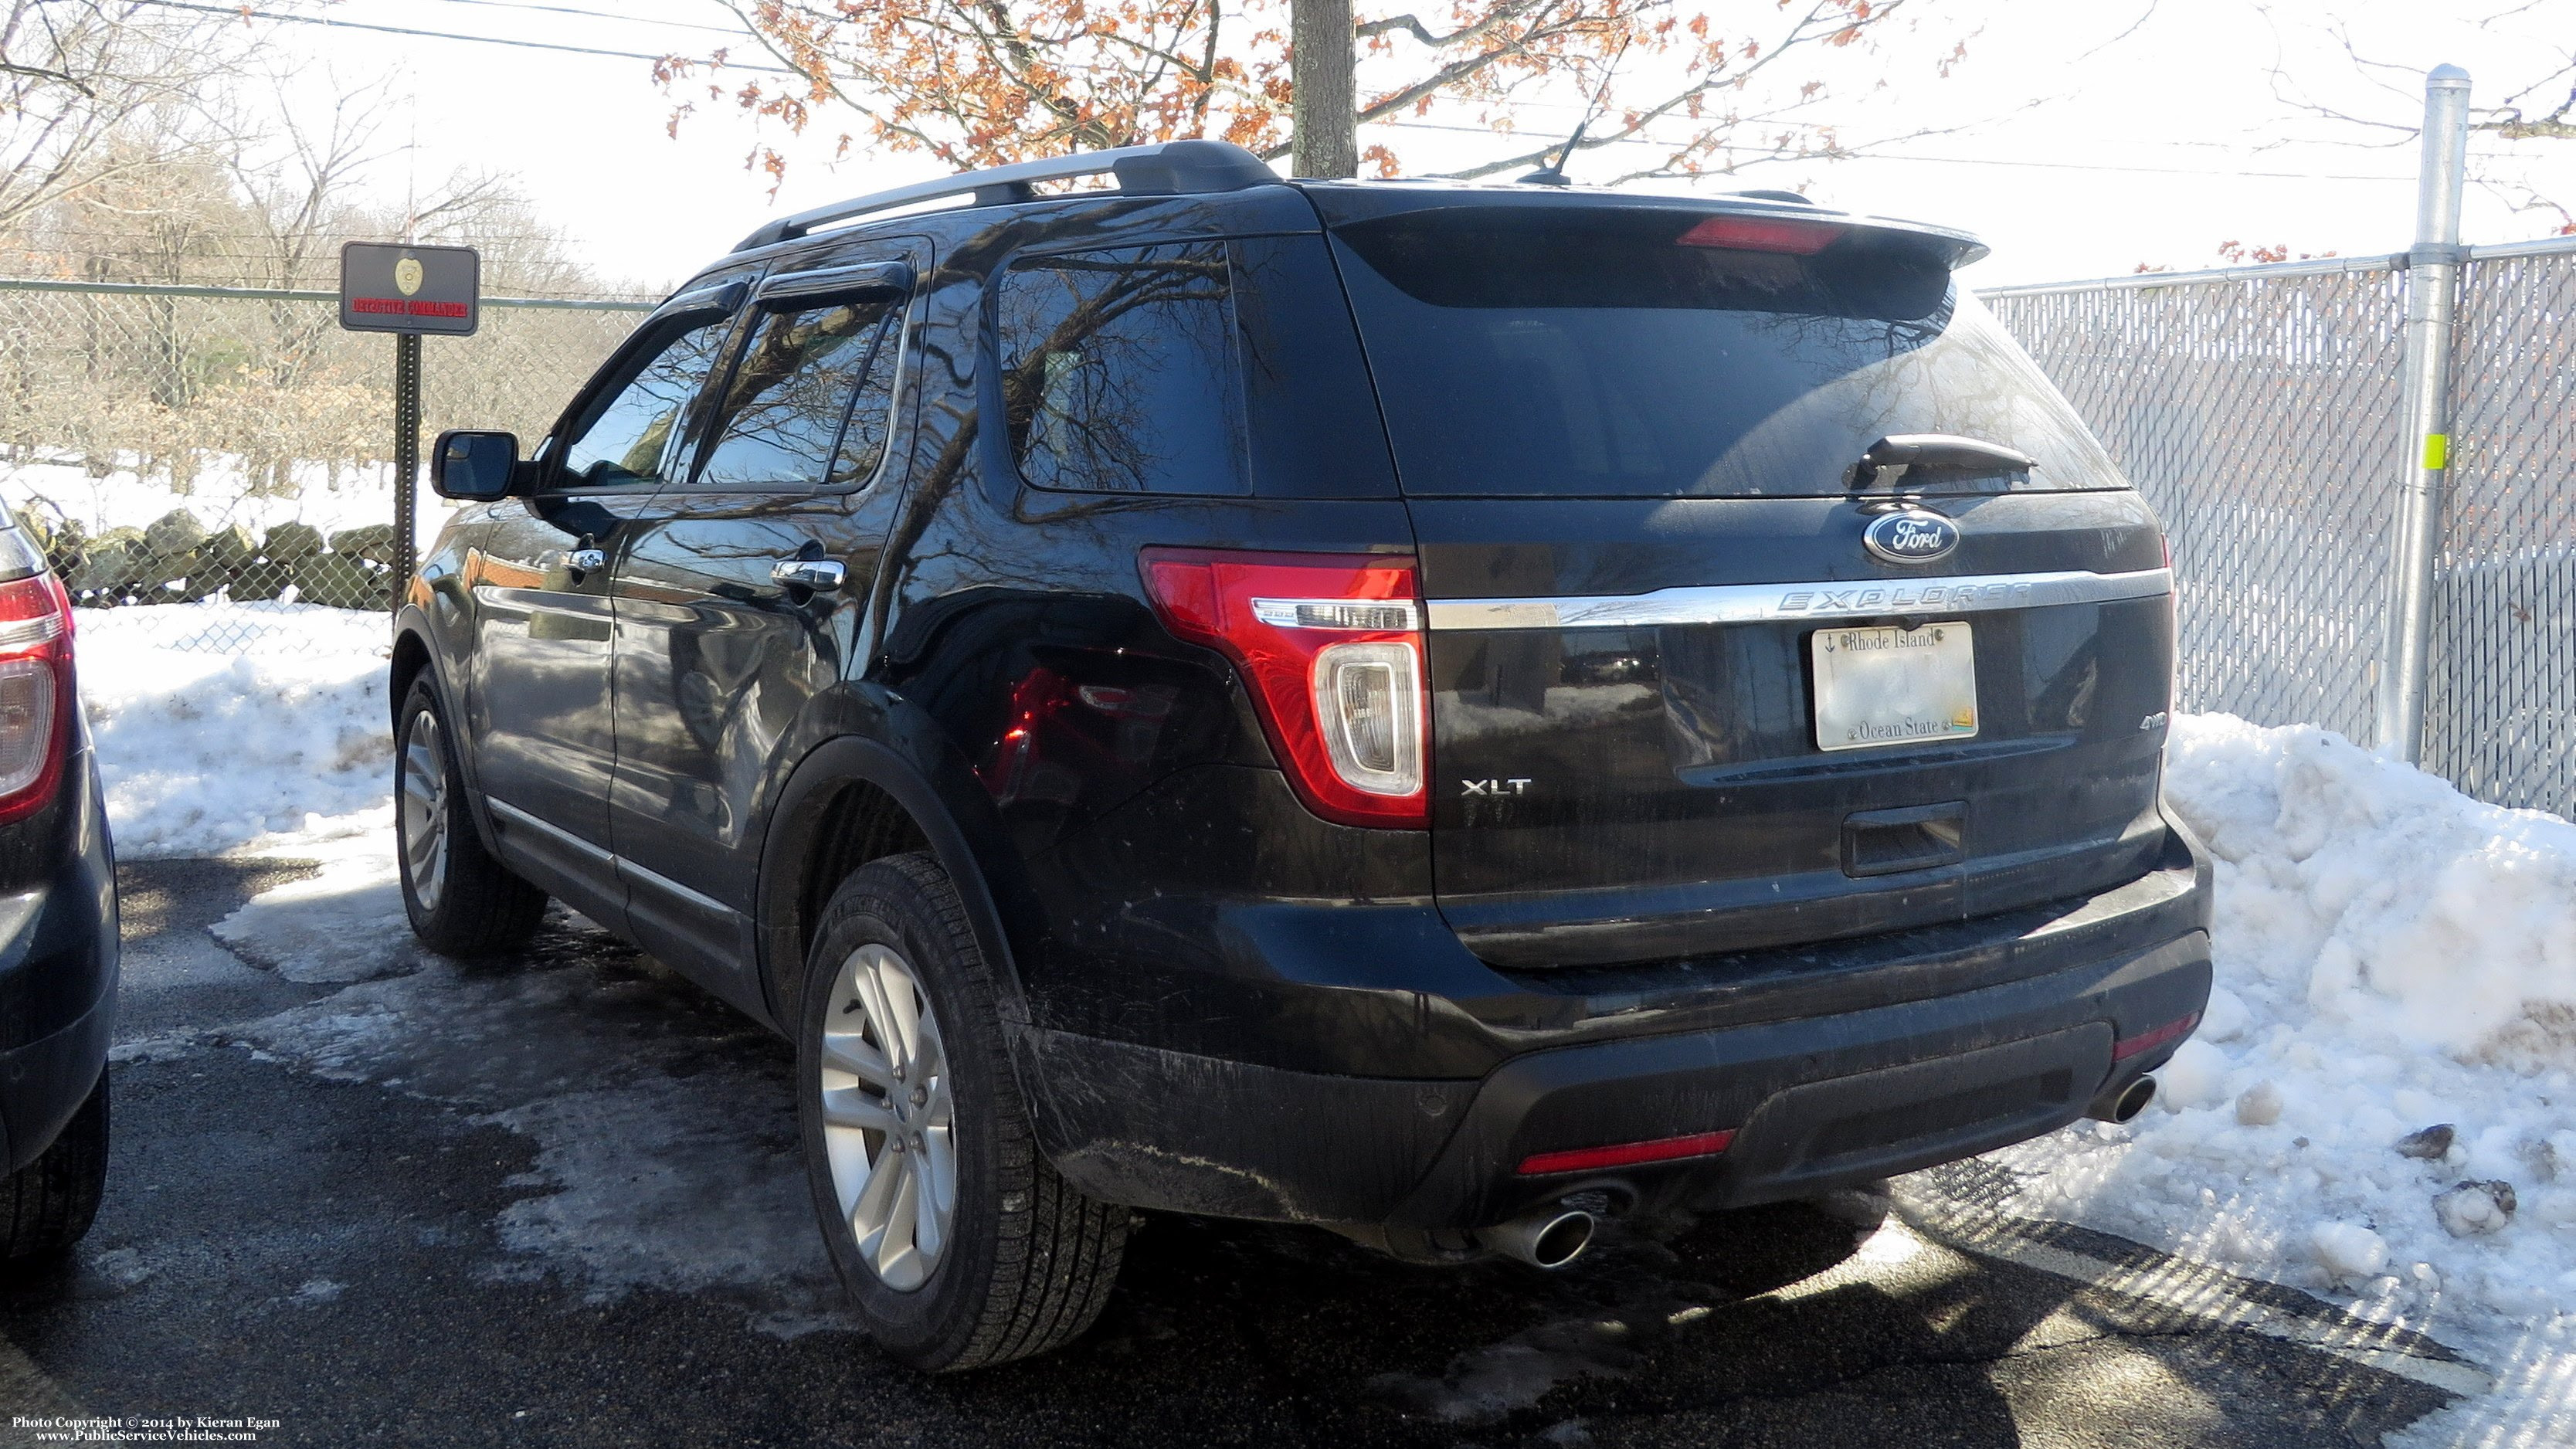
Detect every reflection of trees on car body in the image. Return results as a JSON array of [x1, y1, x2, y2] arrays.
[[996, 244, 1240, 497], [698, 300, 904, 491], [562, 322, 733, 487]]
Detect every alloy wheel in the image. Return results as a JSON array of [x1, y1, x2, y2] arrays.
[[399, 709, 450, 914], [817, 942, 956, 1291]]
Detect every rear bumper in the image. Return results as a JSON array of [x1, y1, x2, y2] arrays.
[[1020, 833, 2210, 1232], [1387, 928, 2204, 1230], [0, 752, 119, 1174]]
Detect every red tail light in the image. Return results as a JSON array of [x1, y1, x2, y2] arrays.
[[1676, 215, 1845, 255], [0, 570, 73, 824], [1139, 548, 1427, 829]]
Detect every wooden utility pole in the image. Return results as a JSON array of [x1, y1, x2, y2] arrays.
[[1289, 0, 1358, 177]]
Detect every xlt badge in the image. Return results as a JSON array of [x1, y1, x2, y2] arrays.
[[1461, 779, 1532, 796]]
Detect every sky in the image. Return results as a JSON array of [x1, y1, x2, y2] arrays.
[[237, 0, 2576, 293]]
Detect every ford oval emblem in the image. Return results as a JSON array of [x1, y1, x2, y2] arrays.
[[1862, 510, 1960, 565]]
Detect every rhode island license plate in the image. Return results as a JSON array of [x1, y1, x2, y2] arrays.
[[1811, 622, 1980, 752]]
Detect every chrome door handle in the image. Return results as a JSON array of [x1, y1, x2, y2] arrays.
[[567, 547, 608, 572], [771, 558, 847, 591]]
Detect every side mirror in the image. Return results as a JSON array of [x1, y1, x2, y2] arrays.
[[431, 429, 521, 500]]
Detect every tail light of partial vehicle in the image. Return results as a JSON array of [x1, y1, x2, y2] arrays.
[[0, 569, 73, 823], [1139, 548, 1427, 829]]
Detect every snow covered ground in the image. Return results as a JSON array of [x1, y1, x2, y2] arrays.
[[4, 457, 460, 543], [77, 602, 393, 858], [184, 898, 847, 1335], [83, 600, 846, 1330], [63, 601, 2576, 1437]]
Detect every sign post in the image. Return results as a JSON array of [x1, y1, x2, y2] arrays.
[[338, 242, 480, 610], [392, 332, 420, 599]]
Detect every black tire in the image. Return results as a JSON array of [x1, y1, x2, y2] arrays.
[[797, 853, 1128, 1371], [395, 677, 546, 956], [0, 1072, 107, 1263]]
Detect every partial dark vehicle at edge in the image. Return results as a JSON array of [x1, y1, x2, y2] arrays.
[[393, 141, 2211, 1370], [0, 498, 117, 1266]]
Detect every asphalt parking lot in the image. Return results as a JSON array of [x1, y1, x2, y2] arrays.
[[0, 859, 2482, 1447]]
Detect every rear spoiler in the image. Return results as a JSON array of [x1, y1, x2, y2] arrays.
[[1296, 182, 1990, 269]]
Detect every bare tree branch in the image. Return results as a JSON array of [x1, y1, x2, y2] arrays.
[[2253, 2, 2576, 223], [0, 0, 260, 235], [659, 0, 1960, 192]]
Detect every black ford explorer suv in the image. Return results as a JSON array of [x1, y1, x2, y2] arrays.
[[0, 500, 116, 1266], [397, 139, 2210, 1370]]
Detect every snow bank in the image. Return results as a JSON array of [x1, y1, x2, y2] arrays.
[[77, 602, 392, 858], [2173, 715, 2576, 1063], [1987, 714, 2576, 1445], [5, 458, 460, 542]]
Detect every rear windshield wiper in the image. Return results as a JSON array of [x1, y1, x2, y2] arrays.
[[1853, 434, 2035, 489]]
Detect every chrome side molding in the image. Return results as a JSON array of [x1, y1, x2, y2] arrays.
[[487, 796, 612, 863], [488, 796, 741, 921]]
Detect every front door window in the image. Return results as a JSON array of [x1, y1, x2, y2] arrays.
[[560, 320, 735, 488]]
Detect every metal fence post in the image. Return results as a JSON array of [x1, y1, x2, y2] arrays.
[[2375, 63, 2472, 762]]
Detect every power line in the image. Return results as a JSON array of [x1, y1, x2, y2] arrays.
[[1807, 151, 2412, 182], [1373, 119, 2417, 183], [380, 0, 752, 39], [12, 232, 582, 242], [1476, 93, 2428, 157], [130, 0, 795, 73], [0, 275, 655, 306]]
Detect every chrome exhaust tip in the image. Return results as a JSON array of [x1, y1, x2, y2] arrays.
[[1475, 1206, 1597, 1269], [2088, 1074, 2157, 1124]]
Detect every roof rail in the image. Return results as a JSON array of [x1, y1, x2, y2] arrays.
[[730, 139, 1281, 254]]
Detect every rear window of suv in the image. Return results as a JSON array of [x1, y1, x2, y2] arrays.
[[1329, 205, 2126, 499]]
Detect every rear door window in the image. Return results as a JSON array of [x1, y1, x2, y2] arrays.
[[694, 297, 904, 490], [1330, 206, 2126, 499], [994, 242, 1247, 496]]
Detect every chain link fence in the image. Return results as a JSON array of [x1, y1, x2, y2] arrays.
[[15, 256, 2573, 818], [0, 277, 653, 645], [2425, 243, 2576, 817], [1987, 236, 2576, 819]]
